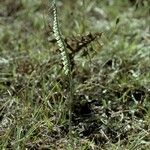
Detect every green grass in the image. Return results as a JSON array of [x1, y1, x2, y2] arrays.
[[0, 0, 150, 149]]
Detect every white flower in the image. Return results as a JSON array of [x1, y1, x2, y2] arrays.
[[52, 0, 70, 75]]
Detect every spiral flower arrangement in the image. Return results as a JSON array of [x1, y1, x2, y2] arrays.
[[52, 0, 71, 75], [51, 0, 73, 138]]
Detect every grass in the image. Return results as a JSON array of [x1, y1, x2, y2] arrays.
[[0, 0, 150, 149]]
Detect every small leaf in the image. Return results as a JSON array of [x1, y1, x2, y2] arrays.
[[116, 17, 120, 25]]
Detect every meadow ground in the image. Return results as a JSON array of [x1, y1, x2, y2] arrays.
[[0, 0, 150, 149]]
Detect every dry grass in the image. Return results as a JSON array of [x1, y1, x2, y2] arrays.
[[0, 0, 150, 149]]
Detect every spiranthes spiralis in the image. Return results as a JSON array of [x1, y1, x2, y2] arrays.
[[51, 0, 74, 139], [52, 0, 70, 75]]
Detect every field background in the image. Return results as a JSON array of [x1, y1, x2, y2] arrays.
[[0, 0, 150, 149]]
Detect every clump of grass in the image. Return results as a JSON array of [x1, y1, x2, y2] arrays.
[[0, 0, 150, 149]]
